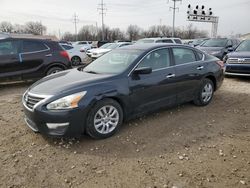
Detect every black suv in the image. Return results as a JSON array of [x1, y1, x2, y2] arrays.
[[0, 37, 71, 81]]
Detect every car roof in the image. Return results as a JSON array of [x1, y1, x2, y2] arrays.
[[0, 37, 55, 43], [139, 37, 181, 41], [119, 43, 186, 51]]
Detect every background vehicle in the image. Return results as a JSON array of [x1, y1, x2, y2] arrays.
[[22, 44, 224, 139], [60, 43, 87, 66], [86, 43, 112, 57], [224, 40, 250, 76], [91, 42, 131, 59], [189, 38, 209, 47], [72, 41, 92, 51], [0, 37, 71, 81], [198, 38, 241, 60], [136, 37, 182, 44]]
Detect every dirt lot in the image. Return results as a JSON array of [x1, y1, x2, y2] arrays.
[[0, 78, 249, 188]]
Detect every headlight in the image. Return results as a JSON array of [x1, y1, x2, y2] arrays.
[[210, 51, 221, 55], [47, 91, 87, 110]]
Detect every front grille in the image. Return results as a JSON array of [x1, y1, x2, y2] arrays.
[[24, 93, 44, 110], [227, 58, 250, 64]]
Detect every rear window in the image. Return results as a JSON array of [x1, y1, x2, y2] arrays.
[[0, 40, 19, 55], [173, 48, 196, 65], [174, 39, 182, 44], [22, 41, 48, 53]]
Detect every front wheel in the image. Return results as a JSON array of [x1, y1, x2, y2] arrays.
[[86, 99, 123, 139], [193, 79, 214, 106], [46, 66, 64, 76]]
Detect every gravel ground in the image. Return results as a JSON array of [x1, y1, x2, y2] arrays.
[[0, 78, 249, 188]]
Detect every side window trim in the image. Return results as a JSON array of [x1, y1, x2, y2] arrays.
[[128, 47, 173, 76], [20, 41, 50, 55]]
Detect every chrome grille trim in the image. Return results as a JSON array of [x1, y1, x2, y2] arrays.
[[22, 91, 52, 112], [227, 58, 250, 64]]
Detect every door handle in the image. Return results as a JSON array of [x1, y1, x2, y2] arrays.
[[197, 66, 204, 70], [166, 74, 175, 79], [45, 54, 52, 57]]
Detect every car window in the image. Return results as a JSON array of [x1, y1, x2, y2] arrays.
[[196, 51, 204, 61], [173, 48, 196, 65], [22, 41, 48, 53], [62, 45, 74, 50], [137, 48, 171, 71], [174, 39, 182, 44], [0, 40, 19, 55], [227, 40, 233, 47], [78, 42, 87, 45], [156, 39, 173, 43]]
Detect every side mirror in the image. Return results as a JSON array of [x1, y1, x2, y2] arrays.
[[228, 47, 234, 52], [133, 67, 152, 75]]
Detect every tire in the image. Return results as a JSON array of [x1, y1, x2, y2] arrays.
[[46, 67, 64, 76], [86, 99, 123, 139], [71, 56, 81, 66], [193, 78, 214, 106]]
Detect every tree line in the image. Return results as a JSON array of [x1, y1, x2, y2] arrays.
[[62, 24, 208, 42], [0, 21, 46, 35], [0, 21, 208, 41]]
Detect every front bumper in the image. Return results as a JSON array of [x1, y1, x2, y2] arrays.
[[23, 104, 89, 137], [225, 64, 250, 76]]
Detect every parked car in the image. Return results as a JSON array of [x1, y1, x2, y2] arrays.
[[198, 38, 241, 60], [224, 40, 250, 76], [86, 43, 112, 57], [189, 38, 209, 47], [73, 41, 92, 51], [60, 44, 87, 66], [91, 42, 131, 59], [22, 43, 224, 138], [0, 38, 71, 81], [136, 37, 182, 44]]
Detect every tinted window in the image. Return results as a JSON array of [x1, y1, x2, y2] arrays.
[[174, 39, 182, 44], [138, 48, 171, 70], [0, 41, 19, 55], [196, 51, 204, 61], [227, 40, 233, 47], [62, 45, 73, 50], [22, 41, 48, 53], [201, 39, 227, 47], [156, 39, 173, 43], [173, 48, 196, 65]]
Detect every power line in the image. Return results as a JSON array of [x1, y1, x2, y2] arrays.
[[98, 0, 107, 41], [72, 13, 79, 41], [168, 0, 182, 37]]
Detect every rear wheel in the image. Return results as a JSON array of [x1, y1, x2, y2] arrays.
[[46, 67, 64, 76], [86, 99, 123, 139], [193, 78, 214, 106], [71, 56, 81, 66]]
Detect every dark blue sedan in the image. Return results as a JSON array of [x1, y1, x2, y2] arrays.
[[225, 40, 250, 76]]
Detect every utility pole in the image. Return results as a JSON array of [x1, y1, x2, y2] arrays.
[[72, 13, 79, 41], [169, 0, 182, 37], [98, 0, 107, 41]]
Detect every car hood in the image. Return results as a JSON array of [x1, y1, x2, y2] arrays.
[[198, 46, 224, 52], [92, 49, 111, 54], [28, 68, 113, 96], [227, 51, 250, 58]]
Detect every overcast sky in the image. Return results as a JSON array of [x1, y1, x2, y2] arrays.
[[0, 0, 250, 37]]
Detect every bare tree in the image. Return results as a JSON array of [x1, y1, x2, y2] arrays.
[[24, 21, 46, 35], [127, 25, 141, 41], [0, 21, 13, 33]]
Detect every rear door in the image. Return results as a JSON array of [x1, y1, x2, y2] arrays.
[[20, 40, 50, 77], [172, 47, 206, 103], [0, 39, 21, 79], [129, 48, 176, 114]]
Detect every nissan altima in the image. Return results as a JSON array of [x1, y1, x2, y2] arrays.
[[22, 44, 224, 139]]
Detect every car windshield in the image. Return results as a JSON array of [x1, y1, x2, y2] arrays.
[[100, 43, 112, 49], [201, 39, 227, 47], [235, 40, 250, 52], [83, 49, 142, 74], [106, 43, 119, 49], [192, 39, 206, 46], [137, 39, 155, 44]]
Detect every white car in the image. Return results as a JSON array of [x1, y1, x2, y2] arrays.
[[91, 42, 131, 59], [86, 43, 112, 57], [72, 41, 92, 51], [136, 37, 182, 44], [60, 44, 87, 66]]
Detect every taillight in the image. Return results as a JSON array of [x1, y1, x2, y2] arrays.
[[216, 60, 224, 69], [60, 51, 70, 61]]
